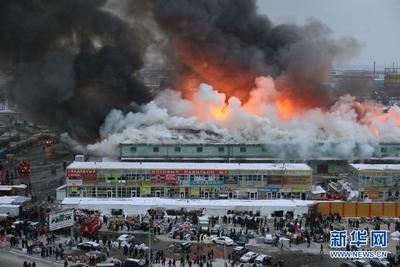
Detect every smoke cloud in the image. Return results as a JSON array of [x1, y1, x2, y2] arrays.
[[88, 77, 400, 159], [2, 0, 398, 160], [1, 0, 152, 141], [152, 0, 360, 107]]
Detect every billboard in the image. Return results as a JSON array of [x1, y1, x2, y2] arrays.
[[48, 209, 74, 231]]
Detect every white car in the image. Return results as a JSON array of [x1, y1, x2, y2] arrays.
[[264, 234, 274, 244], [118, 234, 135, 242], [369, 258, 390, 267], [255, 254, 273, 266], [212, 236, 234, 246], [240, 251, 259, 263]]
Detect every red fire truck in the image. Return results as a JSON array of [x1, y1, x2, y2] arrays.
[[18, 161, 31, 177], [80, 216, 101, 236]]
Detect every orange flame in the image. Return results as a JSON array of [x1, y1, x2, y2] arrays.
[[211, 106, 228, 120], [276, 97, 295, 120]]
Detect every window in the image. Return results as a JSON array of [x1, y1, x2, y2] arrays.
[[153, 146, 159, 152], [218, 147, 225, 152], [175, 146, 181, 152], [197, 146, 203, 152], [130, 146, 137, 152], [240, 147, 246, 152]]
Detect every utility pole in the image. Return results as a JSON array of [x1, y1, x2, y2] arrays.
[[224, 243, 227, 267], [148, 221, 152, 267]]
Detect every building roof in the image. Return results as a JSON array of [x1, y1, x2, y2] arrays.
[[0, 195, 30, 205], [350, 164, 400, 171], [67, 161, 312, 171], [62, 197, 315, 209]]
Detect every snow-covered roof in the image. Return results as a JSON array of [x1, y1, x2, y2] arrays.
[[0, 185, 27, 190], [0, 195, 30, 205], [350, 164, 400, 171], [67, 161, 312, 171], [311, 185, 326, 195], [62, 197, 315, 208]]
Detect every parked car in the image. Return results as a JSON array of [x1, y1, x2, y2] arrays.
[[369, 258, 390, 267], [212, 236, 234, 246], [77, 241, 100, 251], [236, 235, 248, 246], [232, 246, 248, 257], [255, 254, 273, 266], [122, 259, 147, 267], [210, 224, 223, 234], [340, 262, 357, 267], [352, 260, 372, 267], [240, 252, 258, 263], [174, 242, 191, 253], [118, 234, 135, 243], [264, 234, 274, 244]]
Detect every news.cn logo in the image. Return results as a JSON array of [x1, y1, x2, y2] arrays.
[[329, 230, 389, 259]]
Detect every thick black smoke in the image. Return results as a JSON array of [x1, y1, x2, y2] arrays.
[[0, 0, 152, 141], [152, 0, 360, 106], [0, 0, 360, 143]]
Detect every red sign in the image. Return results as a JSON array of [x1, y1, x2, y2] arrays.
[[165, 174, 177, 182], [67, 169, 96, 176], [150, 170, 228, 175]]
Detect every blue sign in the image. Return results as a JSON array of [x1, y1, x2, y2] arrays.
[[257, 188, 279, 193], [190, 180, 224, 186], [370, 230, 388, 248], [350, 230, 368, 247], [330, 230, 347, 248]]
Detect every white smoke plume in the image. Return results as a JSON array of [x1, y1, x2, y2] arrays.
[[87, 76, 400, 160]]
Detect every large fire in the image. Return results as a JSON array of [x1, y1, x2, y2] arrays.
[[174, 40, 331, 122]]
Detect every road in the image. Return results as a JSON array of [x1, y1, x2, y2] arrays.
[[0, 249, 63, 267]]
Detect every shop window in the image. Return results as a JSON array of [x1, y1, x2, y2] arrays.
[[153, 146, 159, 152], [130, 146, 137, 152], [175, 146, 181, 152], [218, 147, 225, 152], [197, 146, 203, 152], [240, 147, 246, 152]]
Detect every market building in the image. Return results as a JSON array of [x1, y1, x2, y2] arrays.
[[349, 164, 400, 201], [57, 161, 312, 200]]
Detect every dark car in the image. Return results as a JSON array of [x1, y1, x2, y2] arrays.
[[236, 235, 248, 246], [122, 259, 147, 267], [77, 241, 100, 251], [340, 262, 357, 267], [233, 246, 248, 258], [174, 242, 191, 253]]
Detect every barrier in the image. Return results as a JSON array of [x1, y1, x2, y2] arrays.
[[316, 202, 400, 217]]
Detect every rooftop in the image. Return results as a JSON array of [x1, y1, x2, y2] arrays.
[[67, 161, 312, 171], [350, 164, 400, 171]]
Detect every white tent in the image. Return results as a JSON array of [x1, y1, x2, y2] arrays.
[[62, 197, 315, 217]]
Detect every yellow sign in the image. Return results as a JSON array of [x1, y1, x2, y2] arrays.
[[71, 186, 78, 193], [127, 180, 141, 186], [180, 187, 186, 193], [191, 187, 199, 196], [141, 186, 151, 196]]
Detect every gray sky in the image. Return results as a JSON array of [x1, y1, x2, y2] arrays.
[[257, 0, 400, 68]]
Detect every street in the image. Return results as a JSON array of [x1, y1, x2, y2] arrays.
[[0, 248, 63, 267]]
